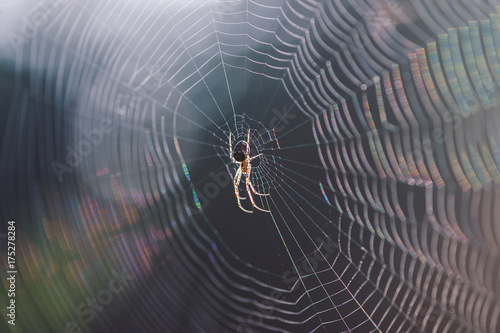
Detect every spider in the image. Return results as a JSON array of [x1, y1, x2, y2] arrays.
[[229, 129, 270, 213]]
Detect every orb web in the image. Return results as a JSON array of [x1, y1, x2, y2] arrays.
[[0, 1, 499, 333]]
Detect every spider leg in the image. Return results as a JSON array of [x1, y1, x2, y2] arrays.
[[249, 153, 263, 161], [235, 168, 252, 213], [246, 164, 270, 212], [234, 167, 246, 199], [246, 178, 270, 213], [246, 128, 250, 156], [246, 163, 269, 196], [249, 180, 269, 196], [229, 132, 234, 163]]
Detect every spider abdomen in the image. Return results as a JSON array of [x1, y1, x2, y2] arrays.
[[233, 141, 248, 162], [240, 161, 248, 173]]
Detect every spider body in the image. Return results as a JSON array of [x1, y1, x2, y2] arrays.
[[232, 141, 248, 162], [229, 129, 269, 213]]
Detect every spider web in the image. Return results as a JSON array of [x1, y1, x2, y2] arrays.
[[1, 0, 500, 333]]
